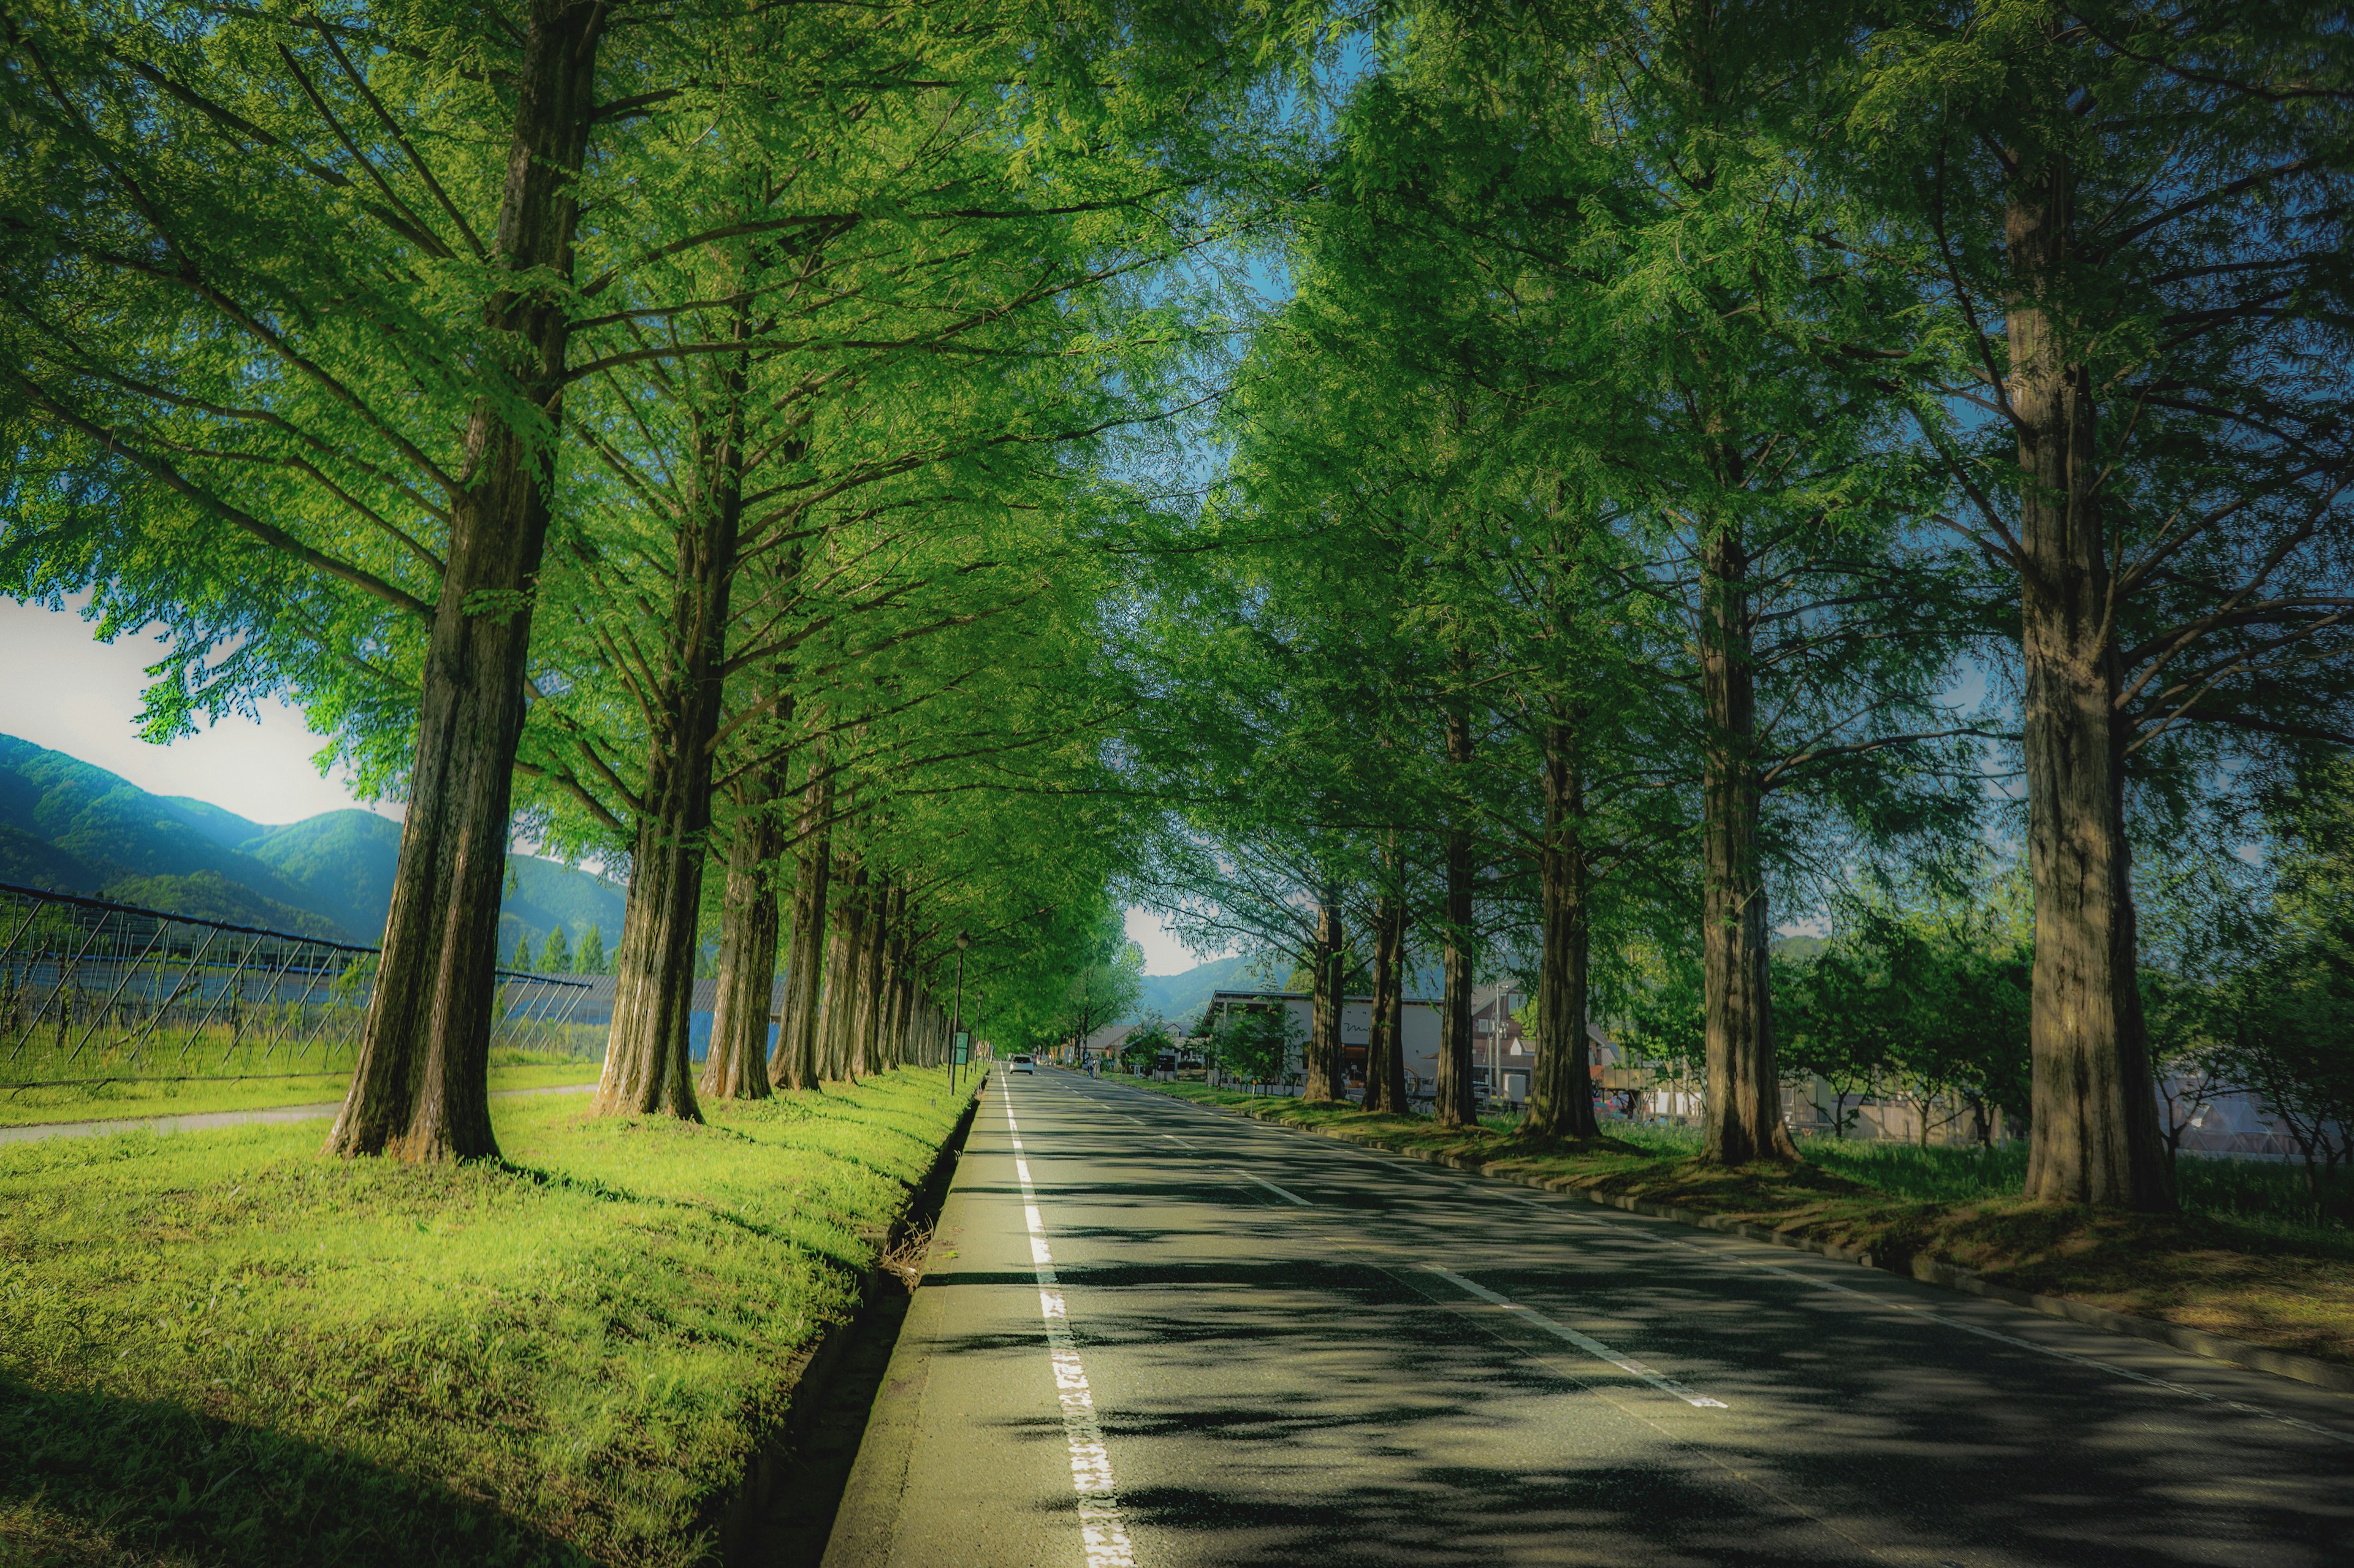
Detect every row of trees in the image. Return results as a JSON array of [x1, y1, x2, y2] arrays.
[[1123, 1, 2353, 1210], [3, 4, 2345, 1207], [509, 923, 609, 976], [0, 0, 1315, 1159]]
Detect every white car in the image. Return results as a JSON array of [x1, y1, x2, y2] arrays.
[[1009, 1054, 1035, 1073]]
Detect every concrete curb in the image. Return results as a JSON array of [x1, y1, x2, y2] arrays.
[[817, 1089, 989, 1568], [718, 1078, 986, 1567], [1126, 1080, 2354, 1399]]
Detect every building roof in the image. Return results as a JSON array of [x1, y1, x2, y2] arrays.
[[1206, 988, 1443, 1008]]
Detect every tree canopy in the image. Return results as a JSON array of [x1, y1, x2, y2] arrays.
[[3, 0, 2347, 1203]]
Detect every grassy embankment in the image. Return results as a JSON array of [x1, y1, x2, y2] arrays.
[[0, 1067, 978, 1566], [0, 1051, 604, 1127], [1127, 1078, 2354, 1367]]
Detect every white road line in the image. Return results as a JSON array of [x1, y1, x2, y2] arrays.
[[1161, 1133, 1196, 1149], [1235, 1170, 1312, 1206], [1103, 1086, 2353, 1444], [1004, 1084, 1138, 1566], [1426, 1266, 1729, 1409]]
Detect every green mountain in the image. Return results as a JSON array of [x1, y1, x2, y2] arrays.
[[1135, 954, 1271, 1028], [0, 734, 625, 956]]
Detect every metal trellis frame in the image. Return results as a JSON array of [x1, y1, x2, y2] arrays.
[[0, 881, 596, 1087]]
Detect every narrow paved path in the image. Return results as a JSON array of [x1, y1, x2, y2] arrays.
[[0, 1080, 596, 1144], [823, 1068, 2353, 1568]]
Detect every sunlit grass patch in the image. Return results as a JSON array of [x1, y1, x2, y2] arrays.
[[0, 1068, 973, 1566]]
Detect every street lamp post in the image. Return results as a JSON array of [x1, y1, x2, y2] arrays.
[[950, 929, 970, 1094]]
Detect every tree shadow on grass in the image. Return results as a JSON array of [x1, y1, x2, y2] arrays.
[[0, 1373, 588, 1568]]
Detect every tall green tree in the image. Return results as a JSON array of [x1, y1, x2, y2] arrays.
[[1852, 1, 2354, 1206]]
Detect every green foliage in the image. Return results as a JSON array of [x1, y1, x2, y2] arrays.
[[1778, 904, 2033, 1142], [2211, 763, 2354, 1198], [1119, 1016, 1176, 1073], [1209, 1003, 1299, 1086], [576, 925, 606, 976], [537, 924, 571, 976]]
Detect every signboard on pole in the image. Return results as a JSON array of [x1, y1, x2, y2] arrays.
[[953, 1032, 970, 1065]]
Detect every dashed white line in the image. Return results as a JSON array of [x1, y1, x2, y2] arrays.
[[1426, 1266, 1729, 1408], [1077, 1078, 2350, 1444], [1004, 1084, 1138, 1566], [1235, 1170, 1312, 1206]]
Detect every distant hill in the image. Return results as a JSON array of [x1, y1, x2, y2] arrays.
[[1131, 952, 1463, 1027], [1135, 954, 1271, 1028], [0, 734, 625, 955]]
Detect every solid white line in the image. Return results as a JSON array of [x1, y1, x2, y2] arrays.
[[1235, 1170, 1312, 1206], [1161, 1133, 1196, 1149], [1426, 1266, 1728, 1409], [1004, 1083, 1138, 1566]]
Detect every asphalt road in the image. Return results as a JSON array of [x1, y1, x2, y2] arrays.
[[821, 1068, 2353, 1568]]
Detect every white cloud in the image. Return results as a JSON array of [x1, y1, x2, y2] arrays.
[[1124, 905, 1235, 976], [0, 596, 397, 828]]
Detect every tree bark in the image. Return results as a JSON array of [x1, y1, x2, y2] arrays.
[[1698, 508, 1797, 1164], [1303, 888, 1346, 1102], [329, 0, 605, 1162], [770, 751, 831, 1090], [817, 861, 864, 1081], [880, 888, 912, 1068], [1435, 705, 1478, 1127], [850, 876, 888, 1079], [1365, 889, 1407, 1114], [2005, 150, 2173, 1209], [592, 293, 755, 1119], [699, 759, 788, 1101], [1527, 731, 1601, 1141]]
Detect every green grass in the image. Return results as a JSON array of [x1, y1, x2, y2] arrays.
[[1125, 1078, 2354, 1365], [0, 1054, 604, 1127], [0, 1067, 977, 1566]]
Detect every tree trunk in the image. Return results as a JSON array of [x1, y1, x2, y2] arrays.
[[815, 915, 850, 1082], [699, 760, 788, 1101], [770, 752, 831, 1090], [1363, 896, 1393, 1114], [2006, 151, 2172, 1209], [328, 0, 605, 1162], [1527, 733, 1601, 1141], [593, 580, 732, 1117], [1365, 890, 1407, 1115], [593, 300, 754, 1119], [1303, 889, 1345, 1102], [1435, 709, 1478, 1127], [850, 877, 887, 1079], [817, 861, 864, 1081], [880, 889, 912, 1068], [1697, 504, 1797, 1164]]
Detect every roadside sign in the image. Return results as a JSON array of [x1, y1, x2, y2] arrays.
[[953, 1032, 970, 1065]]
